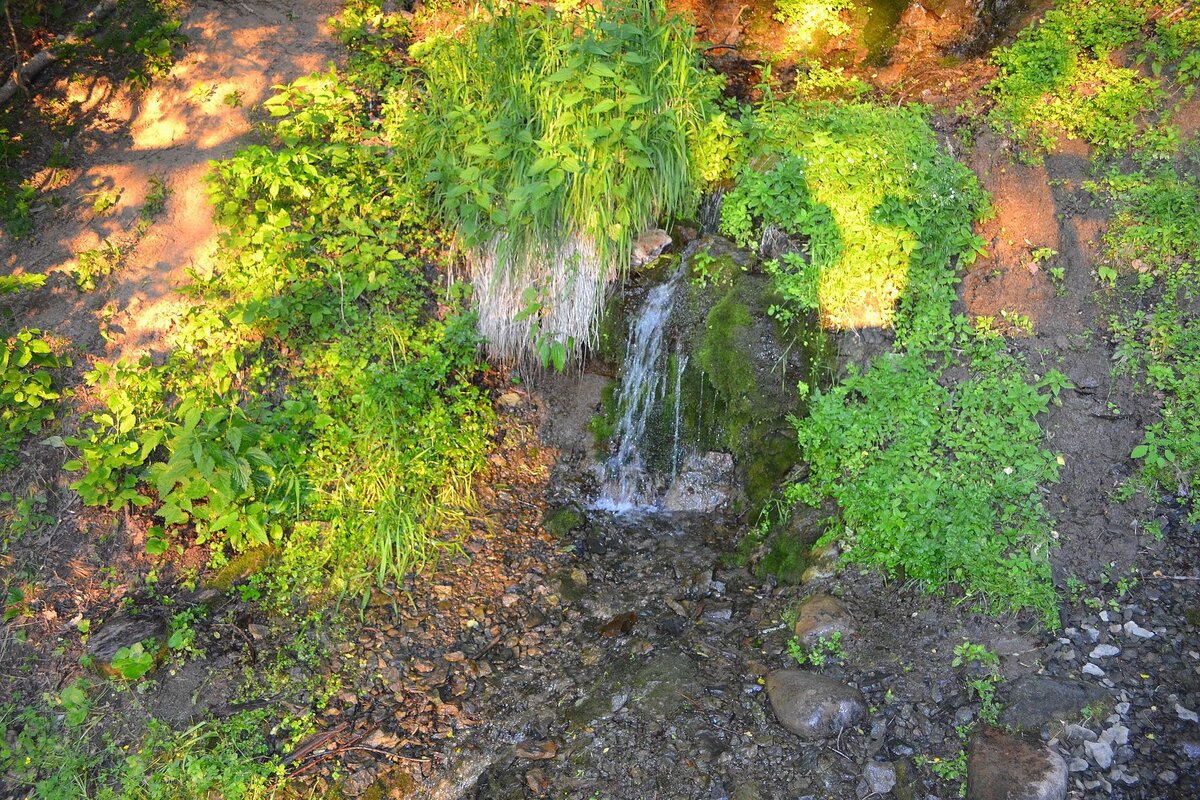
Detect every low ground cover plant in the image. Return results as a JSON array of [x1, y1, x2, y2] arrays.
[[726, 98, 1063, 623]]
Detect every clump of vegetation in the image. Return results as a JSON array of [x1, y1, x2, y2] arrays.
[[64, 69, 495, 590], [1, 276, 67, 470], [987, 0, 1200, 155], [399, 0, 728, 365], [721, 100, 985, 332], [1092, 159, 1200, 518], [725, 97, 1062, 623], [774, 0, 855, 54]]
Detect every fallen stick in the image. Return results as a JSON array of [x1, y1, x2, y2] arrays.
[[0, 0, 120, 108]]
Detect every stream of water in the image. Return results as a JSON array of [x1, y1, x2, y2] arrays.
[[593, 240, 700, 512]]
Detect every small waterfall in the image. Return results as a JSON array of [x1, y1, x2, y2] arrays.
[[595, 240, 701, 512]]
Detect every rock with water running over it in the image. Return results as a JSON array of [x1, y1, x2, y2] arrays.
[[765, 669, 866, 740], [966, 727, 1068, 800], [662, 451, 737, 513], [792, 593, 855, 647]]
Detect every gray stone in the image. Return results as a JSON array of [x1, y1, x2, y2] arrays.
[[1122, 620, 1155, 638], [1101, 724, 1129, 746], [1084, 740, 1113, 769], [1063, 724, 1097, 743], [999, 675, 1108, 732], [1067, 758, 1089, 772], [967, 727, 1068, 800], [863, 761, 897, 795], [730, 783, 764, 800], [1082, 663, 1106, 678], [792, 593, 855, 647], [1176, 703, 1199, 723], [765, 670, 866, 740], [84, 609, 168, 678], [662, 452, 736, 513], [1089, 644, 1120, 658]]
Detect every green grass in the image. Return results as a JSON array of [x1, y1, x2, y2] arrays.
[[395, 0, 727, 364], [725, 98, 1063, 623]]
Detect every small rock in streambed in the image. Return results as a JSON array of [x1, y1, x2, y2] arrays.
[[1085, 739, 1114, 769], [792, 593, 855, 647], [514, 740, 559, 760], [765, 669, 866, 740], [1123, 620, 1155, 638], [966, 727, 1068, 800], [862, 761, 897, 795]]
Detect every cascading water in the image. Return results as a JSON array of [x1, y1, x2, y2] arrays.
[[594, 240, 703, 512], [594, 194, 724, 513]]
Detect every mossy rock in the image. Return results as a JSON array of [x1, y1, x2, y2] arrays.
[[543, 504, 585, 539], [205, 546, 276, 592]]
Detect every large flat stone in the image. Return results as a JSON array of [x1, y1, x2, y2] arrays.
[[967, 727, 1068, 800]]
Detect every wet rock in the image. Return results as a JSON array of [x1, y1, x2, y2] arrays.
[[84, 609, 168, 678], [662, 452, 736, 513], [966, 727, 1067, 800], [765, 670, 866, 740], [792, 593, 855, 647], [632, 228, 671, 267], [514, 740, 558, 761], [999, 675, 1108, 732], [863, 761, 897, 795], [730, 783, 763, 800], [800, 540, 840, 583]]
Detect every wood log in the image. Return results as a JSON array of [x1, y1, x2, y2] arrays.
[[0, 0, 120, 108]]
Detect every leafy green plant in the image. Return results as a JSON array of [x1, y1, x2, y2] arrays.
[[1, 329, 66, 470], [787, 631, 846, 668], [72, 241, 123, 291], [111, 641, 156, 681], [774, 0, 854, 54]]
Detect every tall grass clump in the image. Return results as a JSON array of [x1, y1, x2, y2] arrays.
[[400, 0, 724, 365]]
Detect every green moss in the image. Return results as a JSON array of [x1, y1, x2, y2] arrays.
[[757, 531, 810, 584], [589, 381, 619, 448], [542, 505, 584, 539]]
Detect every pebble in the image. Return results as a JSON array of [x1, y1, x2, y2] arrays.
[[1084, 740, 1114, 769], [1175, 703, 1199, 723], [1082, 663, 1105, 678], [1122, 620, 1155, 638], [1089, 644, 1120, 659], [863, 761, 897, 795]]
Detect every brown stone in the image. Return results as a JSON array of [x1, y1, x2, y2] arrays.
[[967, 727, 1068, 800], [792, 593, 855, 646]]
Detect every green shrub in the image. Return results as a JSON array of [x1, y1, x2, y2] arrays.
[[728, 98, 1061, 623]]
